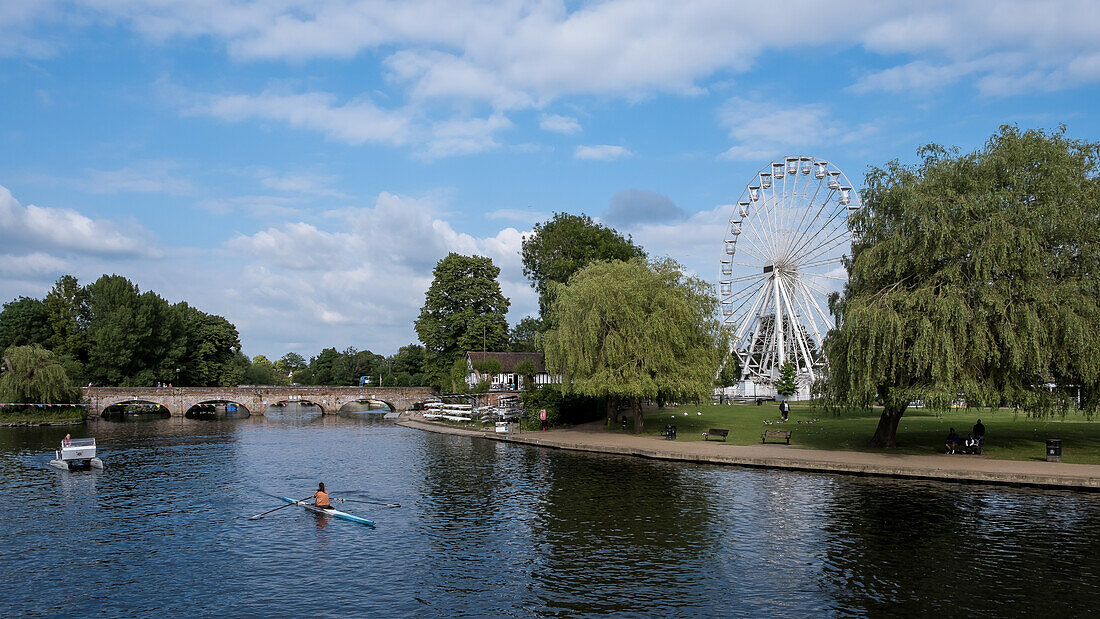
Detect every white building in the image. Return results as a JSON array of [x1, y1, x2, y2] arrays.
[[465, 352, 560, 391]]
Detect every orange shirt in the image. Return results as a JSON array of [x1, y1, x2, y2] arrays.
[[314, 490, 330, 507]]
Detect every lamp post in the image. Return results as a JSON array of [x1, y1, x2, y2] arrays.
[[175, 368, 180, 386]]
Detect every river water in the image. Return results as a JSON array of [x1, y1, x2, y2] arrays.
[[2, 415, 1098, 617]]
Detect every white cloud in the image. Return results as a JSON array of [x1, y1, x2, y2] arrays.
[[0, 184, 158, 258], [218, 190, 536, 354], [186, 89, 412, 146], [603, 189, 686, 228], [575, 144, 633, 161], [717, 98, 876, 161], [539, 113, 582, 135], [421, 113, 513, 159]]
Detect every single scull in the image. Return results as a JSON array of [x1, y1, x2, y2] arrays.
[[279, 497, 376, 527]]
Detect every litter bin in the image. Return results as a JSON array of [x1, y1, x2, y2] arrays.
[[1046, 438, 1062, 463], [664, 424, 677, 440]]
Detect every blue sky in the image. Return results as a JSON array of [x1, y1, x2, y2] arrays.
[[2, 0, 1099, 359]]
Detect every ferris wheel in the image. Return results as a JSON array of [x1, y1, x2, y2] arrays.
[[718, 156, 861, 390]]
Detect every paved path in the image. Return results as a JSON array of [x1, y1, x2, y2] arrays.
[[398, 416, 1100, 490]]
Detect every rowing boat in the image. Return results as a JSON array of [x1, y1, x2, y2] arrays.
[[279, 497, 376, 527]]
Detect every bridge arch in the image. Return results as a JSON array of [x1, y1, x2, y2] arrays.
[[101, 399, 172, 420], [185, 400, 252, 419]]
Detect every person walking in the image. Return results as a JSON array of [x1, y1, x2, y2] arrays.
[[539, 408, 548, 431], [779, 400, 790, 422]]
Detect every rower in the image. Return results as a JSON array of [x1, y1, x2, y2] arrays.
[[312, 482, 333, 510]]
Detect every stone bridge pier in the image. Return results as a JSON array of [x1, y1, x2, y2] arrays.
[[82, 386, 439, 417]]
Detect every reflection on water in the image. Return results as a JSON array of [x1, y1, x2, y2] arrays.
[[1, 417, 1098, 616]]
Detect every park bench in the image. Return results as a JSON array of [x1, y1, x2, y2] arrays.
[[762, 430, 792, 445], [702, 428, 729, 441]]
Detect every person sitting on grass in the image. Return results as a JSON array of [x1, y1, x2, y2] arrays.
[[945, 428, 961, 454], [964, 433, 978, 454]]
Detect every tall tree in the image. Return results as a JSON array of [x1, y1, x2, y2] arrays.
[[509, 316, 542, 352], [389, 344, 427, 386], [521, 212, 645, 319], [825, 126, 1100, 447], [415, 253, 510, 387], [0, 345, 81, 404], [43, 275, 88, 361], [174, 303, 241, 387], [543, 258, 723, 432], [0, 297, 50, 351]]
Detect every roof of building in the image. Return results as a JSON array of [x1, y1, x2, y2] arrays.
[[466, 351, 546, 373]]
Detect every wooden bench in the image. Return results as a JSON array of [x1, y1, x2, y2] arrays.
[[762, 430, 792, 445], [702, 428, 728, 441]]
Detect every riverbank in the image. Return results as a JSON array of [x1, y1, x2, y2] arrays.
[[0, 407, 86, 426], [398, 416, 1100, 491]]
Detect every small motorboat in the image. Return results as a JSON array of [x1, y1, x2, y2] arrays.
[[49, 438, 104, 470]]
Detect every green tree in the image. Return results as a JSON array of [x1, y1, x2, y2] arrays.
[[244, 354, 289, 385], [0, 297, 50, 351], [84, 275, 184, 386], [415, 253, 510, 388], [825, 126, 1100, 447], [774, 362, 799, 398], [275, 352, 307, 380], [43, 275, 88, 360], [307, 348, 341, 385], [389, 344, 427, 386], [0, 345, 81, 404], [543, 258, 723, 432], [515, 358, 537, 391], [521, 212, 645, 319], [175, 303, 240, 387], [509, 317, 542, 352]]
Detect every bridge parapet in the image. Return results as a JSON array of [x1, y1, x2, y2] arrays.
[[82, 386, 440, 417]]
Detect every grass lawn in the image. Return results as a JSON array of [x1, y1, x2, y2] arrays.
[[622, 401, 1100, 465]]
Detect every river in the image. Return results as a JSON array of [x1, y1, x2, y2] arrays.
[[2, 415, 1098, 617]]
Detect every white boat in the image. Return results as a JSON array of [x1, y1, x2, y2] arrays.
[[280, 497, 375, 527], [49, 438, 104, 470]]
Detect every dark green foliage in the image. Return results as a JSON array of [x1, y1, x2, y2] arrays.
[[509, 316, 542, 352], [514, 359, 537, 391], [775, 362, 799, 397], [0, 297, 50, 351], [521, 212, 645, 319], [415, 253, 510, 385], [521, 384, 604, 429], [244, 355, 290, 385], [543, 258, 723, 432], [826, 126, 1100, 446], [388, 344, 428, 386], [1, 274, 243, 388], [0, 345, 81, 404]]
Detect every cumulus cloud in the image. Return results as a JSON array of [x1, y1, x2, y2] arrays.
[[575, 144, 633, 161], [216, 191, 535, 354], [0, 184, 158, 258], [602, 189, 686, 228]]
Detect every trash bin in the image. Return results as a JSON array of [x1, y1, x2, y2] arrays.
[[664, 424, 677, 440], [1046, 438, 1062, 462]]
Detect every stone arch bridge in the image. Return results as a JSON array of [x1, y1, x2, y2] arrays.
[[83, 386, 439, 417]]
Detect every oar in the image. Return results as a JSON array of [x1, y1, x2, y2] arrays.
[[249, 495, 312, 520], [333, 497, 401, 508]]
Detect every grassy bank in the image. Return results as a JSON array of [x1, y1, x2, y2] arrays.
[[0, 406, 86, 425], [628, 401, 1100, 465]]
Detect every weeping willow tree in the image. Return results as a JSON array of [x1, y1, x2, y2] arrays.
[[825, 126, 1100, 447], [543, 258, 723, 433], [0, 345, 82, 405]]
